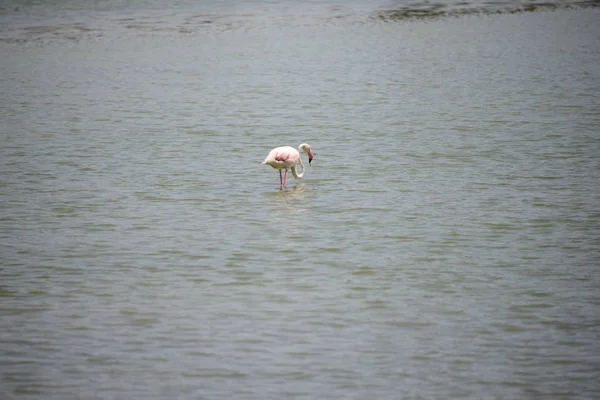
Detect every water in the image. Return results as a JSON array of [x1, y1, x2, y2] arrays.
[[1, 1, 600, 399]]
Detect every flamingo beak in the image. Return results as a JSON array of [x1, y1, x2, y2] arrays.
[[308, 150, 313, 165]]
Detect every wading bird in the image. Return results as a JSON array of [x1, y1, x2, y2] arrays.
[[262, 143, 314, 186]]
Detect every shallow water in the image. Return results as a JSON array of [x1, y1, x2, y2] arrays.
[[1, 2, 600, 399]]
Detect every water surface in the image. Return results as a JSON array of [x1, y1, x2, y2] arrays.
[[1, 1, 600, 399]]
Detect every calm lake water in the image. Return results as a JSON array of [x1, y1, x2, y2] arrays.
[[1, 1, 600, 399]]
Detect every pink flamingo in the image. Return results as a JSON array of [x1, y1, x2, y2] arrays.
[[262, 143, 314, 186]]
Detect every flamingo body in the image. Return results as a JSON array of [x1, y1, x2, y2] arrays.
[[262, 143, 313, 186], [262, 146, 300, 170]]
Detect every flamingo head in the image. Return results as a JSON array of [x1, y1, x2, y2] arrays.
[[299, 143, 313, 164]]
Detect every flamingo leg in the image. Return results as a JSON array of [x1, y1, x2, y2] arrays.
[[283, 169, 288, 186], [279, 170, 283, 186]]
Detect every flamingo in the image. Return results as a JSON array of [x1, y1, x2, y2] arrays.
[[262, 143, 314, 186]]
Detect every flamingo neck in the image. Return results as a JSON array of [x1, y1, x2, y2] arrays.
[[291, 157, 305, 179]]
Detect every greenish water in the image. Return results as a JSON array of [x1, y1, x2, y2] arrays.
[[1, 2, 600, 399]]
